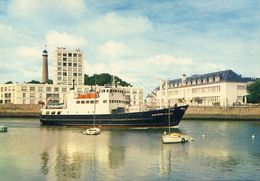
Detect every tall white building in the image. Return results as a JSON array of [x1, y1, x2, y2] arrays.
[[152, 70, 256, 107], [53, 47, 84, 86]]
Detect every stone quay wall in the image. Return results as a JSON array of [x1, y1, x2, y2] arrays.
[[184, 105, 260, 120], [0, 104, 259, 120], [0, 104, 41, 117]]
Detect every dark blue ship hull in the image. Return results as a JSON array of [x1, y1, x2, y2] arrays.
[[40, 105, 188, 127]]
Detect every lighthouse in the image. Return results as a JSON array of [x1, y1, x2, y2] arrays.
[[42, 49, 49, 83]]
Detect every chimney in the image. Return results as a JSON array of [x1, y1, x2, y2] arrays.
[[42, 49, 48, 83], [182, 74, 186, 85]]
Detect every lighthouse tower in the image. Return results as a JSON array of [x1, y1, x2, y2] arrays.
[[42, 49, 49, 83]]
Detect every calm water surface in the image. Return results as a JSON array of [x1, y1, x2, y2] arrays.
[[0, 118, 259, 180]]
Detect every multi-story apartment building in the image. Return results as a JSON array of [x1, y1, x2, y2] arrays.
[[152, 70, 256, 107], [53, 47, 84, 86]]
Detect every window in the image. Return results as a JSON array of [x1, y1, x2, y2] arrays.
[[21, 86, 27, 91], [63, 63, 67, 66], [30, 87, 35, 91], [73, 73, 77, 76], [54, 87, 59, 92], [81, 101, 85, 104], [57, 111, 61, 115], [63, 58, 67, 61], [103, 100, 107, 103], [62, 88, 67, 92], [38, 87, 43, 92], [73, 53, 77, 57], [63, 53, 67, 56], [73, 63, 77, 66], [78, 54, 82, 57], [76, 101, 80, 104], [63, 72, 67, 76], [68, 53, 72, 57], [51, 111, 56, 115], [68, 63, 72, 66], [46, 87, 52, 92]]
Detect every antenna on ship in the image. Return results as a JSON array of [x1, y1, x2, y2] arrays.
[[112, 75, 115, 87]]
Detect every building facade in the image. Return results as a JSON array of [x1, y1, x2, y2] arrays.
[[153, 70, 254, 107], [53, 47, 84, 86], [0, 83, 144, 112]]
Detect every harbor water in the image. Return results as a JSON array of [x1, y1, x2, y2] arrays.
[[0, 118, 259, 180]]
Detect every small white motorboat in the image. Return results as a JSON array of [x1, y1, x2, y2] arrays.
[[0, 125, 8, 133], [162, 132, 193, 144], [83, 127, 101, 135]]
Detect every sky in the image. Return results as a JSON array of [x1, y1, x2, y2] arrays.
[[0, 0, 259, 90]]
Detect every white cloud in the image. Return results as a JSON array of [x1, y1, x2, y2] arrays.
[[150, 55, 193, 65], [45, 31, 86, 48], [92, 12, 152, 36], [17, 47, 41, 59], [7, 0, 86, 20], [99, 41, 127, 58]]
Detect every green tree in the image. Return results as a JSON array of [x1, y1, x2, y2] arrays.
[[47, 79, 53, 84], [84, 73, 131, 87], [247, 80, 260, 103], [27, 80, 41, 84], [5, 81, 13, 84]]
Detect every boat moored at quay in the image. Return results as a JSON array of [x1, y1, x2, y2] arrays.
[[39, 84, 188, 127]]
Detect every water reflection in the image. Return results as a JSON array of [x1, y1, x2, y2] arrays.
[[54, 148, 83, 180], [40, 151, 49, 176], [108, 131, 126, 169], [1, 118, 260, 180]]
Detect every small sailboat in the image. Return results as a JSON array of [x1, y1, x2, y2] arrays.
[[162, 108, 191, 143], [83, 127, 100, 135], [83, 84, 101, 136]]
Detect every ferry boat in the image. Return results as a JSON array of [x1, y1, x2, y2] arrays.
[[39, 84, 188, 127]]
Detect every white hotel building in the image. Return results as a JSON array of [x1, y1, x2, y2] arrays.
[[148, 70, 255, 107]]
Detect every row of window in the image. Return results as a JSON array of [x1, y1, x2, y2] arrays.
[[21, 86, 68, 92], [169, 76, 221, 87], [57, 67, 82, 71], [192, 86, 221, 94], [57, 53, 82, 57], [76, 100, 126, 104], [57, 77, 82, 82], [100, 89, 125, 94], [45, 111, 61, 115]]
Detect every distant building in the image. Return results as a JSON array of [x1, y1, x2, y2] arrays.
[[0, 83, 144, 112], [152, 70, 257, 107], [53, 47, 84, 86]]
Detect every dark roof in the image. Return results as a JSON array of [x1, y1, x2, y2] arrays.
[[169, 69, 247, 84], [154, 70, 250, 91], [43, 49, 48, 53]]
